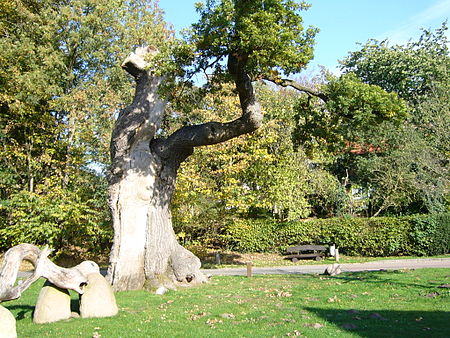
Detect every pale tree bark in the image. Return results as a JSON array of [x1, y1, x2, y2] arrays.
[[0, 244, 98, 301], [106, 48, 263, 291]]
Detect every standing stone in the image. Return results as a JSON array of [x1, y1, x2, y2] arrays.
[[33, 281, 71, 324], [74, 261, 100, 276], [80, 273, 118, 318], [0, 305, 17, 338]]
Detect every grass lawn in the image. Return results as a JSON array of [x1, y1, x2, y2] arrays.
[[3, 268, 449, 337]]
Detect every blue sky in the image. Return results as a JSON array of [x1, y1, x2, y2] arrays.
[[158, 0, 450, 74]]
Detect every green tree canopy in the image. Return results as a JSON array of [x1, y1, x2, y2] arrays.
[[0, 0, 169, 253], [328, 23, 450, 216], [291, 72, 408, 155], [340, 22, 449, 103], [186, 0, 317, 84]]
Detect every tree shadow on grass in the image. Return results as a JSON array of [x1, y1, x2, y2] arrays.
[[71, 296, 80, 313], [305, 307, 450, 338], [3, 304, 34, 320], [328, 270, 445, 290]]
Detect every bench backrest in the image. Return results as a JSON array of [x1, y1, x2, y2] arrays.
[[286, 245, 326, 253]]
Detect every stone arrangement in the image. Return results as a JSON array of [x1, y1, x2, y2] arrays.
[[0, 244, 119, 336]]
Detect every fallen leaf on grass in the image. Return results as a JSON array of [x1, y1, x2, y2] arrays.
[[341, 323, 358, 330], [369, 312, 387, 321], [206, 318, 223, 327], [327, 295, 341, 303], [190, 312, 207, 321], [267, 289, 292, 298], [282, 318, 296, 323], [347, 309, 360, 314], [303, 323, 324, 329], [425, 292, 439, 298], [437, 284, 450, 288], [278, 291, 293, 297], [221, 313, 235, 319], [286, 330, 303, 336]]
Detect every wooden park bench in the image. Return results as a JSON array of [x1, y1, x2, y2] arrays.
[[285, 244, 327, 262]]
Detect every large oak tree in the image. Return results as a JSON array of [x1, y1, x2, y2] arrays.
[[106, 0, 317, 291]]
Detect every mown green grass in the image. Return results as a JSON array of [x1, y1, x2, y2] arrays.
[[4, 268, 450, 337]]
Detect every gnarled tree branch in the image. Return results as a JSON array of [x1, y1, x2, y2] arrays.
[[109, 47, 167, 180], [157, 52, 263, 158], [263, 76, 329, 102]]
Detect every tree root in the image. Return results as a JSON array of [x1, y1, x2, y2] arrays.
[[169, 245, 207, 286]]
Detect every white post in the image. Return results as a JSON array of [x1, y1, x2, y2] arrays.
[[329, 244, 336, 257]]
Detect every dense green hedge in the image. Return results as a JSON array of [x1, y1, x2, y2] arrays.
[[226, 214, 450, 256]]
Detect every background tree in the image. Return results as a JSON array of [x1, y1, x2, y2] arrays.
[[340, 23, 449, 103], [0, 0, 168, 255], [171, 84, 316, 248], [334, 24, 450, 215]]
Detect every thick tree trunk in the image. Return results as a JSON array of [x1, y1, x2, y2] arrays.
[[107, 47, 262, 292], [107, 144, 205, 291]]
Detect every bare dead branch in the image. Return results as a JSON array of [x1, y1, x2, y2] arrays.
[[0, 244, 97, 302], [263, 76, 329, 102]]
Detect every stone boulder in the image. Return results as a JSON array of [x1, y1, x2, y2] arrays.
[[324, 263, 341, 276], [0, 305, 17, 338], [74, 260, 100, 276], [33, 281, 71, 324], [80, 273, 118, 318]]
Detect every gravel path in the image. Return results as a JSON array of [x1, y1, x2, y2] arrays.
[[201, 257, 450, 276]]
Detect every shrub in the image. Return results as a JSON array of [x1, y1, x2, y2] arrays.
[[407, 214, 450, 256], [0, 188, 112, 255], [225, 218, 278, 252], [225, 214, 450, 256]]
